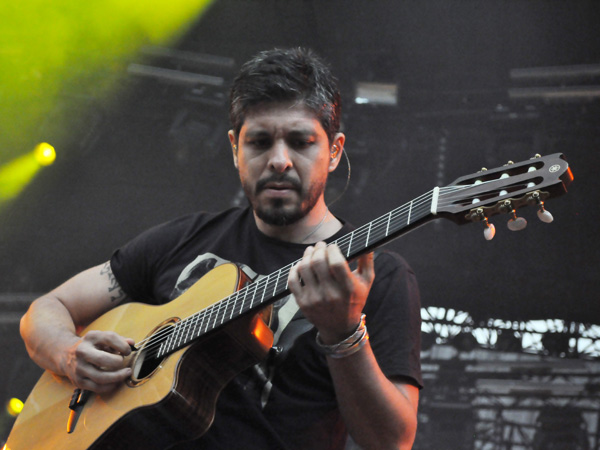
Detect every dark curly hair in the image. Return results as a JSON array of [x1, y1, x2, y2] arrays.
[[229, 48, 341, 144]]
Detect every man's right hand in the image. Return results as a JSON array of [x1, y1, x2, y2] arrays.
[[62, 331, 134, 393], [20, 262, 134, 393]]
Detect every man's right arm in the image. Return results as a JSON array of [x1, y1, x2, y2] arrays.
[[20, 262, 134, 393]]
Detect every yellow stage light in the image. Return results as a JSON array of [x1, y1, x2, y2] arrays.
[[6, 397, 24, 417], [0, 143, 57, 202], [34, 142, 56, 166]]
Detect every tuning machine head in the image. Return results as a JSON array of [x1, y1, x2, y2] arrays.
[[537, 208, 554, 223], [468, 207, 496, 240], [499, 200, 527, 232], [483, 220, 496, 241], [527, 191, 554, 224]]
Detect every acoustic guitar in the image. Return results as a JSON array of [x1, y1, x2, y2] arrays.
[[5, 153, 573, 449]]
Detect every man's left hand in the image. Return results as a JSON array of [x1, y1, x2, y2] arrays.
[[288, 241, 375, 344]]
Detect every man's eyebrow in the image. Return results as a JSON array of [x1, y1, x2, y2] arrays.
[[288, 129, 317, 136], [244, 128, 318, 138], [244, 129, 270, 138]]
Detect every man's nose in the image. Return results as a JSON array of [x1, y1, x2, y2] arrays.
[[268, 142, 293, 172]]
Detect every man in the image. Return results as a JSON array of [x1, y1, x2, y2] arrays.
[[20, 48, 422, 449]]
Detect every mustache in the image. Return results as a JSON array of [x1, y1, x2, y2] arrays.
[[255, 175, 302, 193]]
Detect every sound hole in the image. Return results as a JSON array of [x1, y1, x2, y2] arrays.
[[128, 319, 177, 387]]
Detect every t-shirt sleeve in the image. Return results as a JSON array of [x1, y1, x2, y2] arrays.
[[364, 250, 423, 389], [110, 218, 186, 304]]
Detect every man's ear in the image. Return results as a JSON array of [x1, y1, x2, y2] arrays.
[[328, 133, 345, 172], [228, 130, 239, 169]]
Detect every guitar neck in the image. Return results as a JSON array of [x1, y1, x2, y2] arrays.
[[157, 189, 438, 357]]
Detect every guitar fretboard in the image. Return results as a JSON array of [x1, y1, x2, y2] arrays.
[[154, 189, 438, 358]]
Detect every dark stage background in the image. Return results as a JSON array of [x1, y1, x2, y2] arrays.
[[1, 1, 599, 448]]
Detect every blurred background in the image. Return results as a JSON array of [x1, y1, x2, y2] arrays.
[[1, 1, 599, 448]]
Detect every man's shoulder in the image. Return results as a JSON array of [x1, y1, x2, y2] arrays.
[[370, 249, 416, 287], [149, 206, 252, 234]]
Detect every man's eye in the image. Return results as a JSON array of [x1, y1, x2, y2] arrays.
[[249, 139, 271, 148], [291, 139, 313, 149]]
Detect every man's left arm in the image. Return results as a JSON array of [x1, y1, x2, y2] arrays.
[[288, 242, 419, 449], [325, 342, 419, 449]]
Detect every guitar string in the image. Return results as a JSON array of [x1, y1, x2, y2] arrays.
[[136, 188, 445, 358], [132, 183, 483, 359], [139, 187, 519, 361], [133, 189, 438, 355], [134, 180, 510, 360], [134, 179, 528, 358], [135, 188, 436, 350]]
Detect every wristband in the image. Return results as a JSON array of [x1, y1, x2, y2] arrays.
[[315, 314, 369, 359]]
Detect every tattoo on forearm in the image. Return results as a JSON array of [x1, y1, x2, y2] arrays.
[[100, 262, 130, 303]]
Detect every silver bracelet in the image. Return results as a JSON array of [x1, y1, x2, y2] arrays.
[[315, 314, 369, 359]]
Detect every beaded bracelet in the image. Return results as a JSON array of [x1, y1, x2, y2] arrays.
[[315, 314, 369, 359]]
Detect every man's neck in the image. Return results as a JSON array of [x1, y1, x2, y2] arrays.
[[253, 203, 342, 244]]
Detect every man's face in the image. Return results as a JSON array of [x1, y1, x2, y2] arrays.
[[230, 102, 340, 226]]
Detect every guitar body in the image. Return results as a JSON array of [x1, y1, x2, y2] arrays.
[[6, 263, 273, 450]]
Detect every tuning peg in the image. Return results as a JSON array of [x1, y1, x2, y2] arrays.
[[501, 200, 527, 231], [537, 205, 554, 223], [483, 220, 496, 241], [468, 207, 496, 240], [527, 191, 554, 224], [507, 215, 527, 231]]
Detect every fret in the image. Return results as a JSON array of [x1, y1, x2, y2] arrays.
[[264, 275, 276, 305], [172, 322, 183, 349], [272, 270, 280, 298], [385, 211, 391, 237], [182, 314, 194, 344], [206, 303, 219, 333], [407, 200, 413, 225], [284, 264, 293, 291], [365, 222, 372, 247], [374, 216, 387, 242], [346, 231, 354, 258], [164, 328, 175, 354], [358, 225, 368, 251], [211, 297, 226, 330], [196, 310, 207, 338], [228, 290, 239, 320], [179, 321, 189, 347], [247, 280, 259, 310], [158, 339, 166, 358], [167, 326, 178, 353], [238, 284, 250, 316], [257, 278, 268, 307], [213, 297, 229, 329]]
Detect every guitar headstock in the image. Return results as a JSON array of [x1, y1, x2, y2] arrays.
[[436, 153, 573, 239]]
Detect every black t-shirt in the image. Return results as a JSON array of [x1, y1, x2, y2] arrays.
[[111, 207, 422, 449]]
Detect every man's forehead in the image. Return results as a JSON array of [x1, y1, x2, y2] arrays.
[[241, 102, 324, 134]]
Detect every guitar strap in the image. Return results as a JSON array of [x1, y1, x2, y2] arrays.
[[272, 295, 300, 344]]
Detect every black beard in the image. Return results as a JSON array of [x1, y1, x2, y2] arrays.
[[254, 198, 306, 226], [244, 176, 325, 227]]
